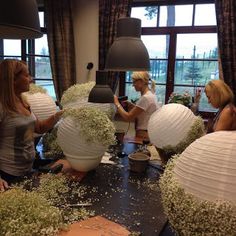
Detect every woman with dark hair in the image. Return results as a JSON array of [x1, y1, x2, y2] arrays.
[[0, 59, 63, 190]]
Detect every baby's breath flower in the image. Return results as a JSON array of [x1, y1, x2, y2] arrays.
[[28, 83, 47, 94], [42, 126, 64, 159], [60, 82, 95, 106], [0, 188, 65, 236], [63, 107, 116, 146], [160, 157, 236, 235]]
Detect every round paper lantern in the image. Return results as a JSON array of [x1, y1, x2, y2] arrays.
[[147, 104, 204, 157], [23, 92, 57, 120], [23, 84, 57, 121], [57, 108, 115, 172], [160, 131, 236, 235]]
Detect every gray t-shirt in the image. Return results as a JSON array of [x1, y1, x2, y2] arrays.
[[0, 104, 36, 176]]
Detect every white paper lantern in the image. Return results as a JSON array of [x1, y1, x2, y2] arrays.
[[57, 116, 107, 172], [160, 131, 236, 235], [148, 103, 198, 148], [174, 131, 236, 203], [23, 92, 57, 120]]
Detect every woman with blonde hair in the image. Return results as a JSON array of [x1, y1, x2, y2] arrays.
[[205, 79, 236, 132], [114, 71, 159, 140], [0, 59, 63, 190]]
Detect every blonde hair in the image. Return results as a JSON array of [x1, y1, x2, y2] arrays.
[[205, 79, 234, 108], [131, 71, 156, 93], [0, 59, 27, 114]]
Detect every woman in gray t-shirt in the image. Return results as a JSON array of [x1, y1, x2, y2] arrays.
[[0, 59, 63, 190]]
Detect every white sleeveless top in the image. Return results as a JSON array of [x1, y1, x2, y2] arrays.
[[135, 91, 159, 130]]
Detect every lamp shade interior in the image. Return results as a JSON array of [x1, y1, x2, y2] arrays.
[[105, 17, 150, 71], [88, 71, 114, 103], [0, 0, 42, 39]]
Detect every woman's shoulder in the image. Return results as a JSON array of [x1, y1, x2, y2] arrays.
[[223, 103, 236, 115]]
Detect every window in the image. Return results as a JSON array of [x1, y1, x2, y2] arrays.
[[124, 0, 217, 114], [0, 10, 56, 100]]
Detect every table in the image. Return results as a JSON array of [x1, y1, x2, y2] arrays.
[[36, 141, 171, 235], [75, 142, 168, 235]]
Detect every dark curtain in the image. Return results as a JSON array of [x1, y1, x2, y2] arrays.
[[99, 0, 132, 92], [44, 0, 76, 101], [215, 0, 236, 104]]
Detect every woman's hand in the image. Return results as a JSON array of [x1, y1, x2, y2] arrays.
[[114, 95, 119, 106], [0, 178, 9, 191], [54, 110, 64, 122], [194, 88, 202, 104]]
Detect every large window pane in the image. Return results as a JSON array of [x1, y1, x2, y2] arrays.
[[150, 59, 168, 84], [131, 7, 158, 27], [35, 80, 56, 100], [176, 33, 218, 59], [141, 35, 169, 58], [35, 56, 52, 79], [174, 86, 217, 112], [159, 5, 193, 27], [195, 4, 216, 26], [39, 12, 45, 28], [3, 40, 21, 56], [35, 35, 49, 55], [125, 83, 140, 102], [175, 60, 218, 85]]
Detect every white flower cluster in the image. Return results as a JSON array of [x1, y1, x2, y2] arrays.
[[160, 157, 236, 235], [63, 107, 116, 146], [60, 82, 95, 106], [0, 188, 65, 236], [1, 174, 96, 235], [28, 83, 47, 94], [162, 116, 205, 155]]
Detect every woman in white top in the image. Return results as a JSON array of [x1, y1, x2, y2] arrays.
[[114, 71, 159, 140]]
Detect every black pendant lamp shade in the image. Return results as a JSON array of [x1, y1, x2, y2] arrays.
[[88, 71, 114, 103], [0, 0, 43, 39], [105, 17, 150, 71]]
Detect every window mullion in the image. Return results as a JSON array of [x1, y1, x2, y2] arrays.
[[166, 32, 177, 103]]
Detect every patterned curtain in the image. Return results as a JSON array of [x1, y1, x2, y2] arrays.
[[99, 0, 132, 92], [44, 0, 76, 101], [215, 0, 236, 104]]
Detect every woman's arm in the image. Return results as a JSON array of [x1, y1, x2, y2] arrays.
[[114, 96, 144, 122], [34, 110, 64, 134], [214, 107, 234, 131], [0, 177, 8, 191]]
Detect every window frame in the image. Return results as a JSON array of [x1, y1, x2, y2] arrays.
[[123, 0, 217, 118]]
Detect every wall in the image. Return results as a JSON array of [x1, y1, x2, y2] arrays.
[[71, 0, 99, 84]]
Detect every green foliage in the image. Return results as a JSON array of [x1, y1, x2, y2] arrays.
[[144, 6, 158, 19], [168, 91, 192, 107]]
